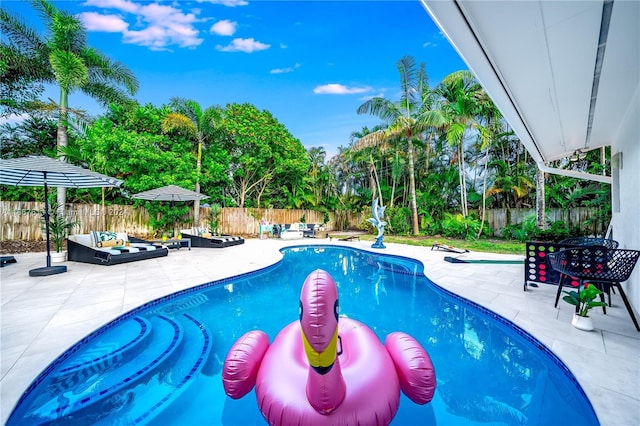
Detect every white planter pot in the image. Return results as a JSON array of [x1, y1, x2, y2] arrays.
[[51, 251, 67, 263], [571, 314, 594, 331]]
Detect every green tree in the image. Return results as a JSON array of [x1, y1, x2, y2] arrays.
[[0, 113, 57, 158], [162, 98, 224, 225], [436, 70, 486, 218], [0, 0, 138, 211], [221, 103, 309, 208], [307, 146, 332, 208], [357, 56, 445, 234], [0, 7, 48, 116], [349, 125, 388, 206], [75, 104, 196, 232]]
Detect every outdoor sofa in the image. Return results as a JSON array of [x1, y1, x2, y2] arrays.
[[180, 229, 245, 248], [67, 232, 168, 266], [278, 223, 321, 239]]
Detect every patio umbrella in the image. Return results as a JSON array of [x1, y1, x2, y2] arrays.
[[0, 156, 123, 277], [131, 185, 209, 236]]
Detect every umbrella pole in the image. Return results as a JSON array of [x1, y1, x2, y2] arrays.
[[29, 173, 67, 277], [44, 179, 51, 267], [171, 199, 176, 237]]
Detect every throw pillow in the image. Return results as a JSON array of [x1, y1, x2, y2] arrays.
[[97, 239, 124, 248], [91, 231, 118, 246]]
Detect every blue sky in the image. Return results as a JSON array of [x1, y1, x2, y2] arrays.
[[5, 0, 467, 158]]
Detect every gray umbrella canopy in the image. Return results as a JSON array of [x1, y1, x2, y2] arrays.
[[131, 184, 209, 202], [132, 185, 209, 235], [0, 156, 123, 277], [0, 156, 123, 188]]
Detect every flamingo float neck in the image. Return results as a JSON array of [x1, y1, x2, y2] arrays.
[[299, 269, 346, 414]]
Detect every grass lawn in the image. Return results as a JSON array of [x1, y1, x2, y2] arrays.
[[356, 234, 525, 255]]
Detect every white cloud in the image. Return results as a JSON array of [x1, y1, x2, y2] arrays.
[[0, 113, 28, 125], [210, 19, 237, 36], [196, 0, 248, 6], [280, 43, 287, 49], [83, 0, 139, 14], [313, 84, 372, 95], [79, 12, 129, 32], [80, 0, 203, 50], [216, 38, 270, 53], [423, 41, 437, 48], [270, 63, 300, 74]]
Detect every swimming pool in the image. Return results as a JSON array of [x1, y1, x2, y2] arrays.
[[7, 245, 598, 425]]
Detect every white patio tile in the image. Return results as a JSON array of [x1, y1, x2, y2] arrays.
[[0, 238, 638, 426]]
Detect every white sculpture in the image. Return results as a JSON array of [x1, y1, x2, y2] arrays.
[[367, 198, 387, 248]]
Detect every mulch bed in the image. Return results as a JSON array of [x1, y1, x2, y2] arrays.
[[0, 240, 53, 254]]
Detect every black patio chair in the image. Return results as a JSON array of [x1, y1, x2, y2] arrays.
[[557, 237, 621, 303], [559, 237, 619, 250], [549, 246, 640, 331]]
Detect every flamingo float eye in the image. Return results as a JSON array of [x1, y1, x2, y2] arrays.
[[334, 300, 339, 322], [299, 301, 303, 321]]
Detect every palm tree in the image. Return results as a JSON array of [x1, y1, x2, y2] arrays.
[[162, 98, 223, 225], [1, 0, 139, 211], [435, 70, 486, 218], [472, 90, 503, 236], [356, 56, 445, 235], [349, 125, 387, 206], [307, 146, 332, 207]]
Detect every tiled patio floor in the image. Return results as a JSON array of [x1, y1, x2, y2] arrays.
[[1, 238, 638, 424]]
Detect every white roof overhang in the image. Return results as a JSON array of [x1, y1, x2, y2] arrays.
[[421, 0, 639, 184]]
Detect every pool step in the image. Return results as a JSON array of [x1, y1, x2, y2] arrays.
[[27, 315, 184, 424], [366, 254, 420, 275], [49, 317, 153, 392], [108, 313, 212, 424]]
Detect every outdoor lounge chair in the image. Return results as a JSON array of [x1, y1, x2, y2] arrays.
[[68, 232, 168, 266], [0, 256, 17, 267], [180, 230, 244, 248]]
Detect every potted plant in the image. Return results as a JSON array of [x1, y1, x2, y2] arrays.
[[208, 203, 222, 235], [562, 283, 607, 331], [43, 201, 79, 263]]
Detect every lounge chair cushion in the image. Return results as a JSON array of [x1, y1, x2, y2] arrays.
[[130, 243, 156, 251], [181, 232, 244, 248]]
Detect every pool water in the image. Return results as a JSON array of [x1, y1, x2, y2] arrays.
[[8, 246, 598, 425]]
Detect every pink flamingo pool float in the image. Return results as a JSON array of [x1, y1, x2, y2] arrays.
[[222, 269, 437, 425]]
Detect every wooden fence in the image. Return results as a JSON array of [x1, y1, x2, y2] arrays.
[[478, 207, 599, 234], [0, 202, 362, 241], [0, 201, 597, 241]]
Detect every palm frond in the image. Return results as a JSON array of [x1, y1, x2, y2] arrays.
[[161, 112, 198, 136], [352, 129, 387, 152], [81, 82, 133, 107], [356, 97, 399, 123], [49, 50, 88, 91], [447, 122, 465, 146], [83, 48, 139, 95], [0, 7, 48, 54], [397, 55, 418, 112], [168, 97, 200, 124]]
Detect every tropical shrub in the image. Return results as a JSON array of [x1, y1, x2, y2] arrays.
[[441, 213, 481, 240], [533, 220, 571, 242], [386, 206, 412, 235]]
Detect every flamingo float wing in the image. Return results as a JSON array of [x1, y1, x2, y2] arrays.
[[385, 332, 437, 404], [222, 330, 270, 399]]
